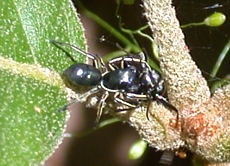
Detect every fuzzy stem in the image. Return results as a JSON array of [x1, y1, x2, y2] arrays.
[[142, 0, 210, 109], [138, 0, 230, 163]]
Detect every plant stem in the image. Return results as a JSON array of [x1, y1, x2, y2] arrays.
[[210, 37, 230, 78]]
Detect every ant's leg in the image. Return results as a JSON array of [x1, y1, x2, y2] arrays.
[[120, 57, 126, 69], [108, 57, 126, 70], [155, 94, 179, 122], [109, 57, 127, 68], [108, 62, 120, 71], [94, 91, 109, 127], [122, 54, 146, 69], [126, 92, 179, 122], [122, 93, 151, 119], [126, 93, 158, 121], [111, 56, 130, 69], [126, 93, 147, 100], [146, 101, 151, 120], [107, 56, 124, 71], [114, 92, 137, 108], [125, 57, 152, 70], [108, 56, 131, 70], [57, 87, 100, 112], [109, 57, 152, 71], [94, 54, 107, 72], [137, 51, 147, 61], [115, 43, 147, 61], [49, 40, 106, 71]]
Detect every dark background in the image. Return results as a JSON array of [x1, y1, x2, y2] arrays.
[[45, 0, 230, 165]]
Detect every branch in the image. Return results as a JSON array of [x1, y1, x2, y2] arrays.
[[112, 0, 230, 163]]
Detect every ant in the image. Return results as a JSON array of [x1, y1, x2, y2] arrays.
[[50, 40, 178, 125]]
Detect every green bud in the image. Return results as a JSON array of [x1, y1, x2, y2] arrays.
[[204, 12, 226, 27], [128, 140, 147, 160]]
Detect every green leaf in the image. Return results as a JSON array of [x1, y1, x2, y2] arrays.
[[0, 0, 86, 165]]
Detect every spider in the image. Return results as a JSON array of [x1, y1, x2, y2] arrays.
[[50, 40, 178, 125]]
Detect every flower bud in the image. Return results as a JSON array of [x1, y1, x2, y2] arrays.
[[204, 12, 226, 27]]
